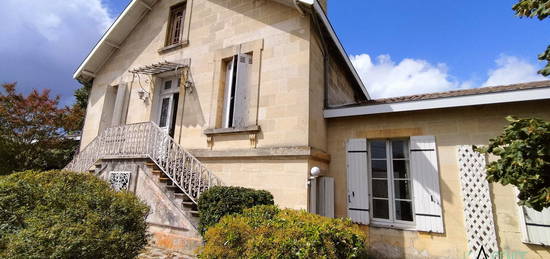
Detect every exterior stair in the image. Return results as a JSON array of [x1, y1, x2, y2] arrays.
[[64, 122, 222, 207]]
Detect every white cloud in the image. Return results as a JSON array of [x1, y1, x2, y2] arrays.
[[483, 55, 546, 87], [351, 54, 545, 99], [350, 54, 471, 99], [0, 0, 113, 104]]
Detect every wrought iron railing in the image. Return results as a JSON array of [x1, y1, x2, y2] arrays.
[[64, 122, 222, 204]]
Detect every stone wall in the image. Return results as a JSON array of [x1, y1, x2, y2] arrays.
[[326, 100, 550, 258], [82, 0, 313, 151], [326, 54, 361, 107]]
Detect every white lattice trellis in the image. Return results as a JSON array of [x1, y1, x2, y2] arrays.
[[109, 171, 131, 191], [457, 146, 499, 258]]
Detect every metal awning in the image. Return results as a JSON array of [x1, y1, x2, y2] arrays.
[[129, 61, 188, 75]]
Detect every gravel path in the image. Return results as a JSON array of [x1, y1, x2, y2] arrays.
[[138, 246, 196, 259]]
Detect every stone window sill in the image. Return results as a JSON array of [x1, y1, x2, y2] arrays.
[[203, 125, 261, 136], [158, 41, 189, 54]]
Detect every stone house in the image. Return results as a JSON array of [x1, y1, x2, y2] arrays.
[[68, 0, 550, 257]]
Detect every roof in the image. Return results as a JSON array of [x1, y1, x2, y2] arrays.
[[367, 80, 550, 105], [324, 80, 550, 118], [73, 0, 370, 99]]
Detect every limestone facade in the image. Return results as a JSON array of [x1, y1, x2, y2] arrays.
[[326, 100, 550, 258], [77, 0, 550, 257]]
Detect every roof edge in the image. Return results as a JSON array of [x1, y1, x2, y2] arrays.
[[324, 82, 550, 118], [74, 0, 153, 81]]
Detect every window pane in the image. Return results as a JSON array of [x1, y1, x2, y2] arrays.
[[395, 200, 413, 221], [371, 141, 386, 159], [373, 199, 389, 219], [159, 98, 170, 127], [393, 160, 409, 179], [164, 80, 172, 90], [394, 180, 411, 199], [372, 180, 388, 198], [372, 160, 387, 178], [392, 140, 409, 159]]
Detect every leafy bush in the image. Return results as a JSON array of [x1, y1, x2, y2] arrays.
[[475, 116, 550, 211], [197, 186, 274, 234], [200, 205, 368, 259], [0, 170, 150, 258]]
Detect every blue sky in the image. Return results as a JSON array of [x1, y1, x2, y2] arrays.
[[0, 0, 547, 103]]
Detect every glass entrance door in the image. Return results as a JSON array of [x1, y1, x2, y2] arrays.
[[157, 78, 180, 137]]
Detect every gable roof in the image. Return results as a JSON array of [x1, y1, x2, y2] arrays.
[[74, 0, 158, 80], [73, 0, 370, 100], [324, 80, 550, 118], [367, 80, 550, 105]]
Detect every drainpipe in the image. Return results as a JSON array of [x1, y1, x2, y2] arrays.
[[294, 0, 330, 107]]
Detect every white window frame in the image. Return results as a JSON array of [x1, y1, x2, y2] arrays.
[[368, 139, 416, 229]]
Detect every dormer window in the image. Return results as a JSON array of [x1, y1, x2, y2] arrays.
[[166, 3, 186, 46]]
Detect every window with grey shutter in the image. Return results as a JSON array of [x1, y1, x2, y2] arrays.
[[111, 83, 128, 126], [221, 53, 252, 128]]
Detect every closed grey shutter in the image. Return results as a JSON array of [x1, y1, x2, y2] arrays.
[[111, 83, 128, 126], [318, 177, 335, 218], [520, 206, 550, 246], [346, 138, 370, 225], [410, 136, 444, 233], [232, 53, 252, 128]]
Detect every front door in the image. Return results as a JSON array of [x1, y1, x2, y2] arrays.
[[157, 78, 180, 137]]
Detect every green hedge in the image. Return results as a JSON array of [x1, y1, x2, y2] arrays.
[[197, 186, 274, 234], [200, 205, 368, 259], [0, 170, 150, 258]]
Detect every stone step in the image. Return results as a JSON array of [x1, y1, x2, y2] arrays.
[[144, 162, 156, 167], [181, 201, 195, 207], [159, 177, 172, 182], [174, 193, 193, 202]]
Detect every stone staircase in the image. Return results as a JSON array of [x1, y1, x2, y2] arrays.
[[145, 161, 200, 226]]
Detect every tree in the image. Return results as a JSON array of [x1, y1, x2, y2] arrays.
[[513, 0, 550, 76], [0, 83, 80, 174], [475, 116, 550, 211], [71, 80, 92, 131]]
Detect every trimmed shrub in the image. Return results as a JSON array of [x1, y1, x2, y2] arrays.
[[200, 205, 368, 259], [0, 170, 150, 259], [197, 186, 274, 234]]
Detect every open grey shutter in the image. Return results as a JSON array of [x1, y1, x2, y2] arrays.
[[346, 138, 369, 225], [232, 53, 252, 128], [520, 206, 550, 246], [410, 136, 444, 233], [111, 83, 128, 126]]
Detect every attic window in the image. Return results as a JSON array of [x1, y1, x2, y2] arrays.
[[166, 3, 186, 46]]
